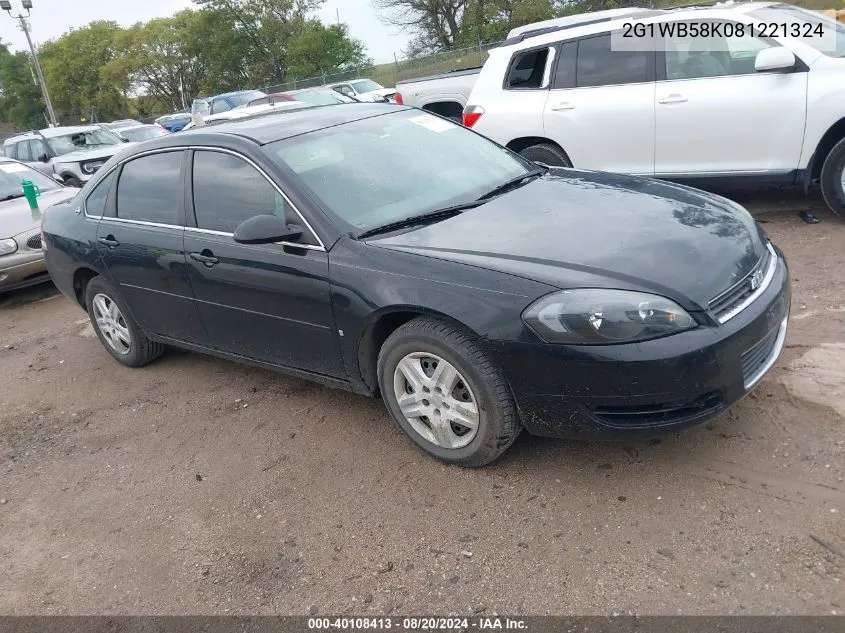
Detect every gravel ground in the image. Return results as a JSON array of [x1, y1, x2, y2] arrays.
[[0, 192, 843, 616]]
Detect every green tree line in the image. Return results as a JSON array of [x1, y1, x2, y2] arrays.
[[0, 0, 371, 129]]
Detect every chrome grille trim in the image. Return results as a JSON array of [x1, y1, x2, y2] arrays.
[[712, 243, 778, 324]]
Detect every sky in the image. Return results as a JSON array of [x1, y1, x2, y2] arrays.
[[0, 0, 409, 64]]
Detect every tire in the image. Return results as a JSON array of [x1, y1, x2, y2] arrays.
[[518, 143, 572, 168], [84, 276, 165, 367], [820, 137, 845, 221], [62, 174, 82, 188], [377, 317, 521, 467]]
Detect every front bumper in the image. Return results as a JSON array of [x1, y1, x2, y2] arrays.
[[493, 252, 791, 440], [0, 241, 48, 292]]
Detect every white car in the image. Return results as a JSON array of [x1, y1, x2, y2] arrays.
[[181, 101, 314, 131], [329, 79, 397, 102], [463, 2, 845, 217]]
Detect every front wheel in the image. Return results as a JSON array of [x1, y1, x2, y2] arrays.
[[377, 317, 521, 467], [820, 137, 845, 220]]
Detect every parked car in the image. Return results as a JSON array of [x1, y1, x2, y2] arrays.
[[394, 67, 482, 122], [180, 100, 314, 131], [329, 79, 397, 102], [248, 88, 357, 107], [464, 2, 845, 218], [0, 158, 74, 292], [191, 90, 267, 116], [155, 113, 192, 133], [42, 103, 790, 467], [101, 119, 143, 130], [3, 126, 132, 188], [111, 124, 170, 143]]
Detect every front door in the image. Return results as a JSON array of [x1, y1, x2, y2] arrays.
[[543, 35, 656, 175], [95, 150, 207, 343], [183, 148, 344, 378], [654, 20, 808, 176]]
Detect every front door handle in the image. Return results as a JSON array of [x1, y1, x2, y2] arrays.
[[190, 250, 219, 267], [550, 102, 576, 111], [97, 235, 119, 248], [658, 94, 688, 105]]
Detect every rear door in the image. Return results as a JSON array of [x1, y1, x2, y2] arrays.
[[95, 150, 207, 343], [28, 140, 53, 176], [542, 34, 656, 175], [183, 148, 344, 378]]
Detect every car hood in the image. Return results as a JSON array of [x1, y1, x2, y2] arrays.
[[369, 170, 767, 310], [53, 144, 134, 164], [1, 188, 76, 237], [358, 88, 397, 101]]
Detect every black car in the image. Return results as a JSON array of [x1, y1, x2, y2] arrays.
[[41, 104, 790, 467]]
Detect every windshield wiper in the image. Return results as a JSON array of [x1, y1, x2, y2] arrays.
[[476, 168, 546, 201], [1, 193, 25, 201], [357, 200, 485, 239]]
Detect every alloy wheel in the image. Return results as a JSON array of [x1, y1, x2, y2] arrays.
[[92, 293, 132, 355], [392, 352, 479, 449]]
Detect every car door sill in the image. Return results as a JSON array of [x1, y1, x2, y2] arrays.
[[655, 170, 798, 188], [153, 335, 353, 392]]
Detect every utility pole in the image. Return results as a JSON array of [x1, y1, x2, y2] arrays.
[[1, 0, 59, 127]]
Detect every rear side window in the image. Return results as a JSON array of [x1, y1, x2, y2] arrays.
[[30, 139, 49, 160], [16, 141, 32, 162], [552, 41, 578, 89], [210, 98, 232, 115], [85, 170, 116, 218], [506, 47, 551, 89], [576, 34, 652, 87], [117, 151, 183, 225], [5, 143, 17, 160], [192, 151, 296, 235]]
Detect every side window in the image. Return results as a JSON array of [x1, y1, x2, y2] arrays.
[[84, 170, 116, 218], [16, 141, 32, 162], [664, 21, 773, 79], [552, 41, 578, 89], [5, 143, 17, 160], [30, 139, 48, 161], [117, 151, 183, 225], [192, 151, 299, 236], [210, 98, 232, 114], [576, 34, 651, 87], [506, 47, 551, 89]]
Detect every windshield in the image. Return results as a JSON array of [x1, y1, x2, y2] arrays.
[[750, 7, 845, 58], [229, 91, 267, 107], [0, 161, 61, 199], [291, 91, 346, 106], [47, 129, 121, 156], [351, 80, 383, 94], [120, 126, 169, 142], [267, 110, 531, 234]]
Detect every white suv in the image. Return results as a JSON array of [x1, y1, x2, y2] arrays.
[[464, 2, 845, 217]]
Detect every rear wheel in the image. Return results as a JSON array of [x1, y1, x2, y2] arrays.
[[377, 317, 521, 467], [85, 276, 165, 367], [518, 143, 572, 168], [820, 137, 845, 220]]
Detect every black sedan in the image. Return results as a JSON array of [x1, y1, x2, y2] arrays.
[[41, 104, 790, 467]]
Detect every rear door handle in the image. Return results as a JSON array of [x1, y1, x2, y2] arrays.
[[550, 102, 576, 111], [658, 94, 688, 105], [97, 235, 119, 248], [190, 251, 219, 267]]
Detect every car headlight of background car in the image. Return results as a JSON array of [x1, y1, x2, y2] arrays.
[[0, 238, 18, 256], [81, 160, 105, 175], [523, 289, 695, 344]]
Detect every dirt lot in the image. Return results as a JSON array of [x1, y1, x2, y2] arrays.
[[1, 192, 844, 616]]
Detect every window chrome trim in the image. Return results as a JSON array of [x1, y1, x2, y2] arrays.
[[99, 216, 182, 230], [83, 145, 327, 252], [717, 242, 778, 324], [184, 225, 325, 252]]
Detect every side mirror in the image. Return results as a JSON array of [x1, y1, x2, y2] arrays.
[[755, 47, 796, 72], [38, 154, 50, 163], [233, 214, 303, 245]]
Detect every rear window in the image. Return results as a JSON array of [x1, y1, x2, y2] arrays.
[[506, 47, 551, 89]]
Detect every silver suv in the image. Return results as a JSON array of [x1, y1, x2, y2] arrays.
[[2, 126, 132, 187]]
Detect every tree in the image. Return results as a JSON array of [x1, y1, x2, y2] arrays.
[[38, 21, 129, 123], [286, 22, 371, 79], [372, 0, 469, 55], [0, 43, 45, 129]]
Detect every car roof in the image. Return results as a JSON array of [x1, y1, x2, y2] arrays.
[[5, 125, 103, 143], [136, 103, 406, 149]]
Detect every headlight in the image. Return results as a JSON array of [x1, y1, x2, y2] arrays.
[[81, 161, 104, 175], [0, 238, 18, 256], [523, 289, 695, 344]]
